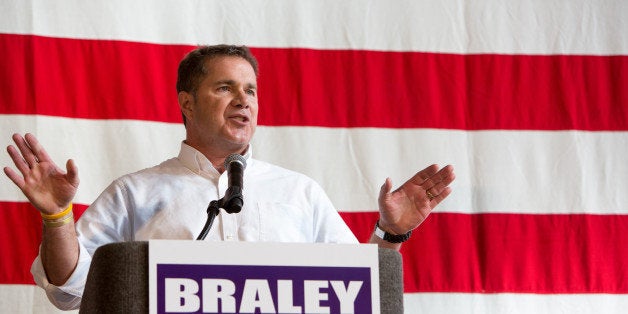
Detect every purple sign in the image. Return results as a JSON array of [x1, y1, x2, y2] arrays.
[[157, 264, 372, 313]]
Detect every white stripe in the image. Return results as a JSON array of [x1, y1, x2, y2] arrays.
[[255, 127, 628, 214], [404, 292, 628, 314], [0, 285, 77, 313], [1, 115, 627, 214], [3, 284, 627, 314], [1, 0, 626, 54], [0, 115, 185, 205]]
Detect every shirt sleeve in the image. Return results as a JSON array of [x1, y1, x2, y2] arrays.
[[30, 240, 92, 310], [30, 179, 131, 310], [310, 180, 360, 244]]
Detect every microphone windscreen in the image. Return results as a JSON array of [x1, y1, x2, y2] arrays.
[[224, 153, 247, 169]]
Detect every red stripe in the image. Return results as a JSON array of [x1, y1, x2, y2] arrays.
[[340, 211, 628, 294], [0, 34, 185, 123], [1, 34, 626, 130], [3, 201, 627, 293], [0, 202, 87, 285]]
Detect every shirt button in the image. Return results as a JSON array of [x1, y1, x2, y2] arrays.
[[226, 234, 234, 240]]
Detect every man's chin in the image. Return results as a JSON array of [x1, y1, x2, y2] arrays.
[[225, 131, 253, 145], [223, 138, 251, 152]]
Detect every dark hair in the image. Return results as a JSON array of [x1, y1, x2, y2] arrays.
[[176, 45, 259, 94], [176, 45, 259, 125]]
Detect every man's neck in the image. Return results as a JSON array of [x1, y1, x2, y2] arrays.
[[183, 140, 248, 173]]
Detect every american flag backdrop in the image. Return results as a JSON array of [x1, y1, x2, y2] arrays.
[[1, 0, 627, 313]]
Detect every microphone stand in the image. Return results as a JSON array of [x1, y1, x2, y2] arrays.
[[196, 153, 246, 240], [196, 190, 244, 240], [196, 200, 222, 240]]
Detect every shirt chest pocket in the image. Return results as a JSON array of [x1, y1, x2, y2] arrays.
[[257, 202, 314, 243]]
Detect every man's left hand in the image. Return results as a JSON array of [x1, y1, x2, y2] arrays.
[[377, 164, 455, 235]]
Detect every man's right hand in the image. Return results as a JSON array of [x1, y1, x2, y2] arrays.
[[4, 133, 79, 215]]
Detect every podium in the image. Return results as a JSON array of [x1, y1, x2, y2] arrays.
[[79, 241, 404, 313]]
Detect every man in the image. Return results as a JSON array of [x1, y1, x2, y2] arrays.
[[4, 45, 455, 310]]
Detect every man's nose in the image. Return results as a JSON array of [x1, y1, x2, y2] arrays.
[[233, 90, 250, 108]]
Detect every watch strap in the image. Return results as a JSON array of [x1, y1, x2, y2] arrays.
[[374, 220, 412, 243]]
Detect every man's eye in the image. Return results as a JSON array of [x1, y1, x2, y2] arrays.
[[246, 89, 256, 96], [218, 86, 230, 92]]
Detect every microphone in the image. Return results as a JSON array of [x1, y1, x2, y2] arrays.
[[221, 153, 247, 213], [196, 153, 247, 240]]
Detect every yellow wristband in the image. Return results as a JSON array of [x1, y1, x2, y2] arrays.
[[42, 212, 74, 228], [41, 203, 73, 220]]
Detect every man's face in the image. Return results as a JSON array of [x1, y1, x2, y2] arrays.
[[180, 56, 258, 154]]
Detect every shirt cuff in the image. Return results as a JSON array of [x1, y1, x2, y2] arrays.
[[30, 241, 92, 310]]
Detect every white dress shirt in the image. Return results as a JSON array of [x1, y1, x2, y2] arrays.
[[31, 143, 358, 310]]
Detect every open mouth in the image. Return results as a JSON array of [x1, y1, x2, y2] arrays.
[[229, 114, 250, 123]]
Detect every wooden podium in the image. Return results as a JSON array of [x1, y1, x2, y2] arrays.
[[79, 241, 404, 313]]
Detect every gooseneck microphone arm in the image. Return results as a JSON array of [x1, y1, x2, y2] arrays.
[[197, 154, 247, 240], [196, 200, 221, 240]]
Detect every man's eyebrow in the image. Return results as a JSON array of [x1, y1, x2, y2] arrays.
[[214, 79, 236, 86], [213, 80, 256, 89]]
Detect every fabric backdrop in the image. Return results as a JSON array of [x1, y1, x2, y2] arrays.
[[1, 0, 627, 313]]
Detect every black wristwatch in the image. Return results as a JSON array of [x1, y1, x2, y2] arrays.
[[374, 220, 412, 243]]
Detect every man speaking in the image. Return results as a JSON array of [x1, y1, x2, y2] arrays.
[[4, 45, 455, 310]]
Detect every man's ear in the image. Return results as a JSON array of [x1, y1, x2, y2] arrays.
[[178, 91, 194, 122]]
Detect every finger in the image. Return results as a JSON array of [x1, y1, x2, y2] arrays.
[[409, 164, 439, 185], [430, 186, 452, 206], [378, 177, 393, 210], [6, 145, 30, 175], [3, 166, 26, 189], [426, 170, 456, 197], [420, 164, 455, 190], [24, 133, 53, 163], [431, 165, 456, 186], [66, 159, 80, 186], [379, 177, 393, 198], [12, 133, 38, 166]]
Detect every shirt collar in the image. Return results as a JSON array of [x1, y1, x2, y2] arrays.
[[178, 142, 253, 175]]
